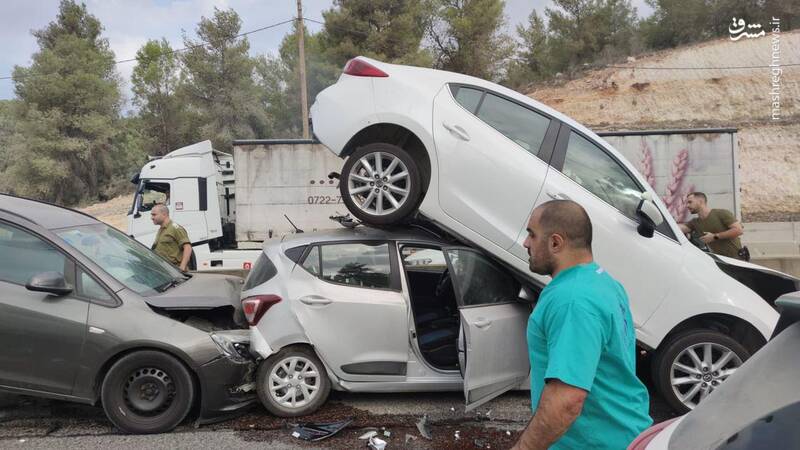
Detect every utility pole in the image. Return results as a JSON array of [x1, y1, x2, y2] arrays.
[[296, 0, 310, 139]]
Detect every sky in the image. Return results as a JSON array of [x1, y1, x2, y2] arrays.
[[0, 0, 653, 105]]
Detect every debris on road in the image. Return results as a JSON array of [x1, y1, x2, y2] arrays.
[[367, 436, 387, 450], [454, 430, 460, 440], [405, 434, 417, 444], [358, 430, 378, 440], [416, 414, 432, 440], [289, 418, 353, 441]]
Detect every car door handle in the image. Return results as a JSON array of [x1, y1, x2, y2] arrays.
[[442, 122, 471, 141], [473, 318, 492, 329], [547, 191, 571, 201], [299, 295, 332, 306]]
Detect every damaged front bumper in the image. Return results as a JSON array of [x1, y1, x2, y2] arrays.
[[196, 330, 258, 425]]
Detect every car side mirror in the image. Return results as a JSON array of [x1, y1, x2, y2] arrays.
[[636, 193, 664, 238], [26, 272, 73, 296]]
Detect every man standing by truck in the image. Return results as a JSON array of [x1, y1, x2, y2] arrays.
[[679, 192, 745, 259], [150, 204, 192, 271]]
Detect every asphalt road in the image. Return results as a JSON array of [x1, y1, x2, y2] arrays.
[[0, 386, 677, 449]]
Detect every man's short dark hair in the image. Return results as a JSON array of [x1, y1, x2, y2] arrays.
[[687, 192, 707, 202], [537, 200, 593, 250]]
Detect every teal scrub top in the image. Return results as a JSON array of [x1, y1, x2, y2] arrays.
[[527, 262, 652, 449]]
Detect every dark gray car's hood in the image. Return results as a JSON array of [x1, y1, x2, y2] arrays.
[[146, 273, 243, 310]]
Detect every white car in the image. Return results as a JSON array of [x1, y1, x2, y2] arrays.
[[310, 57, 797, 412]]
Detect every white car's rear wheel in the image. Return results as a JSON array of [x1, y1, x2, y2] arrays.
[[256, 346, 330, 417], [340, 143, 421, 225], [652, 330, 749, 413]]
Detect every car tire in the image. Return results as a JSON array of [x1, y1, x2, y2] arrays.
[[101, 350, 195, 434], [340, 143, 422, 225], [652, 330, 750, 414], [256, 346, 330, 417]]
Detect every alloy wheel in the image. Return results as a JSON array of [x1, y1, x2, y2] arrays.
[[268, 356, 321, 409], [347, 151, 411, 216], [669, 342, 743, 410]]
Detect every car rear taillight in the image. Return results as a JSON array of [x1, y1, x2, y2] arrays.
[[242, 295, 281, 326], [343, 58, 388, 77]]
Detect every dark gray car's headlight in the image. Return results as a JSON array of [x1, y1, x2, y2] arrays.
[[210, 332, 251, 364]]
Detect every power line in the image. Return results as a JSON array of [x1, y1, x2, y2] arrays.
[[0, 18, 295, 81]]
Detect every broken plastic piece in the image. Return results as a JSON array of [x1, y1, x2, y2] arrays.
[[288, 418, 353, 441], [405, 434, 417, 444], [368, 436, 387, 450], [454, 430, 461, 440], [416, 414, 432, 440], [359, 430, 378, 440], [383, 430, 391, 437]]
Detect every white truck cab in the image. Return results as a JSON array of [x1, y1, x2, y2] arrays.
[[129, 141, 259, 271]]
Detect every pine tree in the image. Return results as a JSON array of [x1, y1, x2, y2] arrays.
[[180, 8, 268, 151], [428, 0, 514, 81], [7, 0, 121, 204]]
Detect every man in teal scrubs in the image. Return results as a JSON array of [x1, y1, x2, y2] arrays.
[[512, 200, 651, 450]]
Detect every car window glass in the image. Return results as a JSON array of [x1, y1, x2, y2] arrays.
[[243, 253, 278, 290], [0, 222, 67, 286], [301, 246, 320, 276], [451, 86, 483, 113], [476, 93, 551, 155], [56, 224, 182, 296], [78, 270, 113, 302], [320, 243, 390, 289], [401, 246, 447, 272], [444, 249, 520, 307], [562, 132, 644, 221]]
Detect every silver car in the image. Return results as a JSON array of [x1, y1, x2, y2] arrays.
[[242, 225, 537, 417]]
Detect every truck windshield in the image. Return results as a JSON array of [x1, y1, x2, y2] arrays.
[[56, 223, 185, 296]]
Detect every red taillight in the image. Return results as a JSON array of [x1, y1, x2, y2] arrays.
[[241, 295, 281, 326], [343, 58, 388, 77]]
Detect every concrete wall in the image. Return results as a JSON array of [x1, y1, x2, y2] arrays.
[[743, 221, 800, 277]]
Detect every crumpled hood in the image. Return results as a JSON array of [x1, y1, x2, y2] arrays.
[[145, 273, 243, 310]]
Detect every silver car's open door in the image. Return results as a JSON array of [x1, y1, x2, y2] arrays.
[[442, 247, 531, 411]]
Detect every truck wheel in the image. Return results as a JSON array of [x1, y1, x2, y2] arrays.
[[652, 330, 749, 414], [256, 346, 330, 417], [340, 143, 421, 225], [101, 350, 195, 434]]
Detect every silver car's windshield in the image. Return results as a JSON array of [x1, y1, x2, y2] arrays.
[[56, 223, 185, 296]]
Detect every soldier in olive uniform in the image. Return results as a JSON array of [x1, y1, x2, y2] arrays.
[[678, 192, 744, 259], [150, 204, 192, 271]]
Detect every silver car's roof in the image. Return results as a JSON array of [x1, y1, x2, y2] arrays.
[[0, 194, 99, 230], [270, 225, 447, 249]]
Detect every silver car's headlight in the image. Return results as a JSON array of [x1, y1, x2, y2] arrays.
[[210, 332, 251, 364]]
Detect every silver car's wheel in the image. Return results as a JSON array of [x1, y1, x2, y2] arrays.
[[653, 330, 751, 414], [669, 342, 743, 410], [256, 346, 330, 417], [268, 355, 320, 408], [340, 143, 422, 226]]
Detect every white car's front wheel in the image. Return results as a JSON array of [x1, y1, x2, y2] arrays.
[[340, 143, 421, 225], [256, 346, 330, 417], [652, 330, 749, 413]]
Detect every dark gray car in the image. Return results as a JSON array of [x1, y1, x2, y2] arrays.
[[0, 194, 255, 434]]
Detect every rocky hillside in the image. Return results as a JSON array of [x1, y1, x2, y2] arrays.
[[527, 30, 800, 222]]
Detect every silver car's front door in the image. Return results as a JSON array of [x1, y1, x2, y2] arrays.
[[442, 247, 531, 411], [291, 242, 409, 381]]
